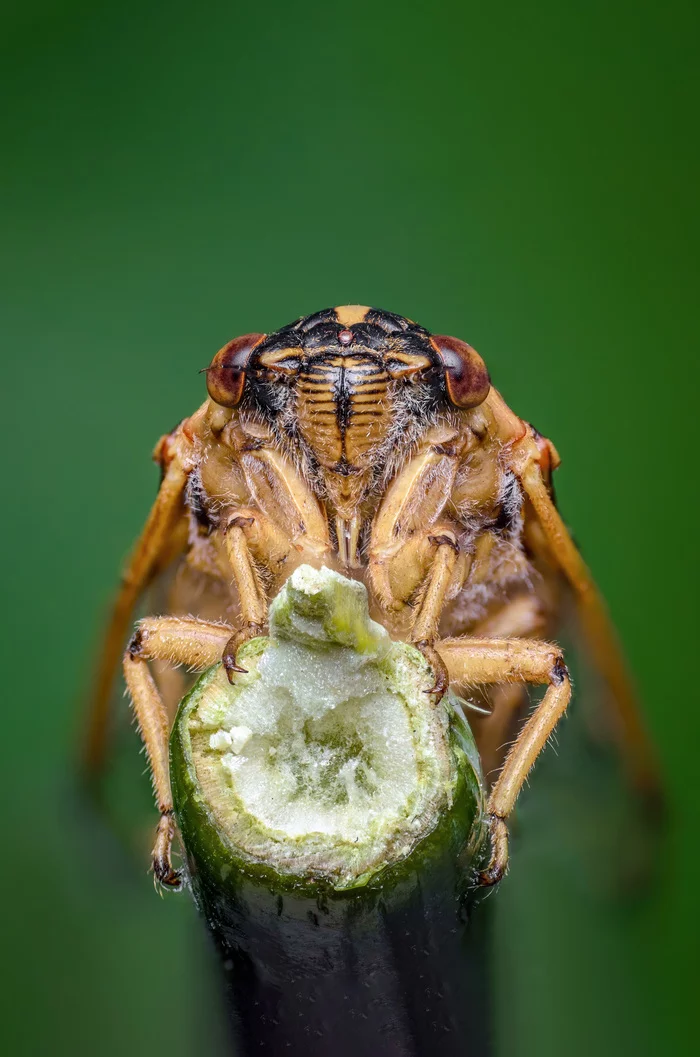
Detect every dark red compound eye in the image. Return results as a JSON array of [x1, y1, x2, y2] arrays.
[[430, 335, 491, 409], [206, 333, 266, 408]]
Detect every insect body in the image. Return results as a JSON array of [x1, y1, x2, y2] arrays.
[[86, 306, 658, 888]]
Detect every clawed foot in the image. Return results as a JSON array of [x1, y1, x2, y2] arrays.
[[222, 623, 267, 681], [153, 812, 182, 891], [414, 640, 449, 700], [478, 813, 509, 886]]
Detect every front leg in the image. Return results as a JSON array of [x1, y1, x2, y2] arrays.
[[376, 527, 467, 695], [220, 427, 333, 676], [220, 504, 330, 676], [368, 427, 470, 695], [220, 509, 288, 677]]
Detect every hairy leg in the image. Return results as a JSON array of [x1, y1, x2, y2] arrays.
[[380, 527, 468, 695], [475, 684, 529, 787], [220, 508, 303, 677], [123, 616, 233, 886], [437, 635, 571, 885], [468, 595, 548, 780]]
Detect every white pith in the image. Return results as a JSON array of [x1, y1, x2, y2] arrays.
[[188, 566, 453, 887]]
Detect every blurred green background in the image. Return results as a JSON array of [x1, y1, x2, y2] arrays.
[[1, 1, 697, 1054]]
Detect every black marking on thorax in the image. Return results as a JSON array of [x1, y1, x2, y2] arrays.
[[185, 469, 215, 530], [491, 472, 524, 538]]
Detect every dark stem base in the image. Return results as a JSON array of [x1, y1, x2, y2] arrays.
[[193, 860, 494, 1057]]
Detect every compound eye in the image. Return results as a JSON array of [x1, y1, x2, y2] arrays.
[[206, 333, 265, 408], [431, 335, 491, 409]]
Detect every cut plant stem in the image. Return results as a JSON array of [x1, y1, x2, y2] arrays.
[[171, 565, 492, 1056]]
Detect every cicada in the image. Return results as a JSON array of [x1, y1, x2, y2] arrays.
[[85, 305, 659, 888]]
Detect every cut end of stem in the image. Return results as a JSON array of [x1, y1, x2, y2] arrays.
[[172, 565, 484, 891]]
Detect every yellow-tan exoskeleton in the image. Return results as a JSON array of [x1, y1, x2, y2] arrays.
[[85, 305, 660, 888]]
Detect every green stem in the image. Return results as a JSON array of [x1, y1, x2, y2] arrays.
[[170, 566, 493, 1056]]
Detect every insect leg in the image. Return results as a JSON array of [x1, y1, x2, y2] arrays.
[[124, 616, 233, 887], [369, 526, 470, 696], [437, 636, 572, 885], [368, 428, 469, 695], [512, 443, 660, 796], [221, 509, 296, 678], [84, 435, 193, 778], [468, 594, 549, 783], [408, 531, 469, 695], [476, 684, 529, 785]]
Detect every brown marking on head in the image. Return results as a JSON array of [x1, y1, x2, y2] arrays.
[[334, 305, 371, 326], [430, 335, 491, 409], [206, 333, 266, 407]]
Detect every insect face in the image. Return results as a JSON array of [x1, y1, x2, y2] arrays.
[[206, 307, 491, 518]]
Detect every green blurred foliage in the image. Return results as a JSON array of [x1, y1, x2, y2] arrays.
[[0, 1, 697, 1055]]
